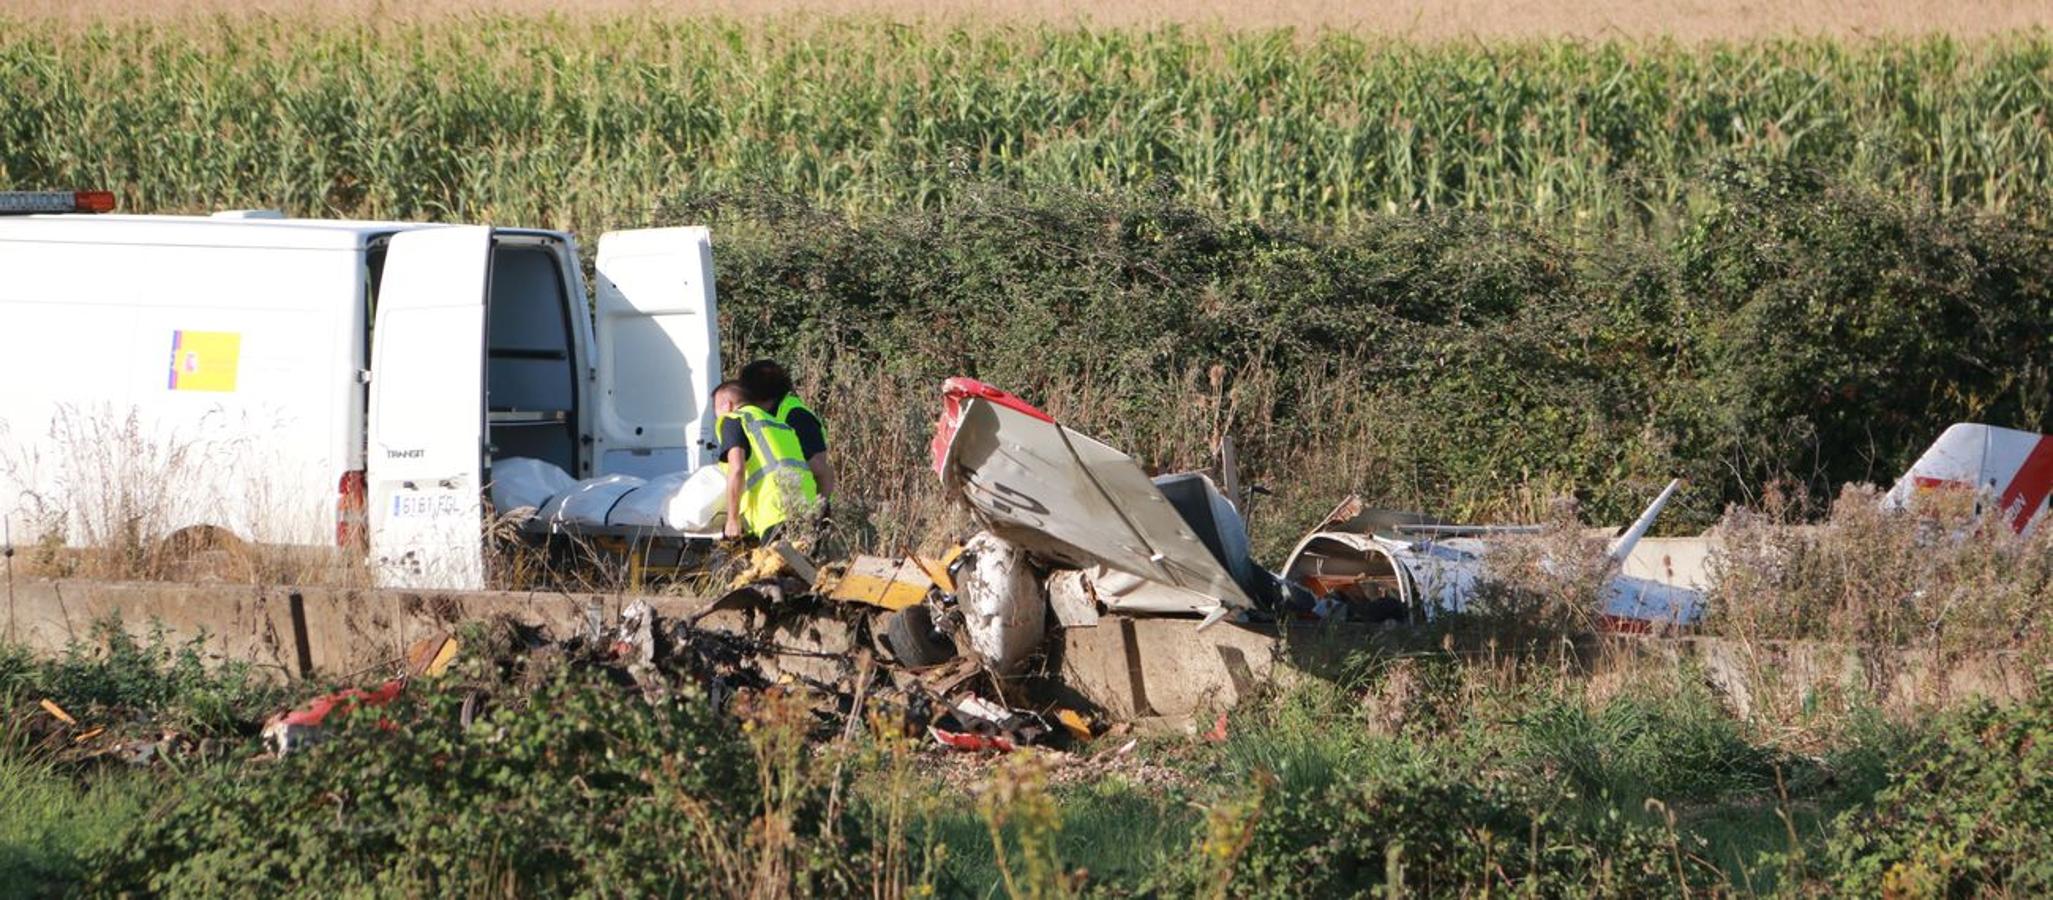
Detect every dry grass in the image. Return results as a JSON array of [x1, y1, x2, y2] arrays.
[[1706, 484, 2053, 653], [7, 0, 2049, 40], [0, 406, 370, 587]]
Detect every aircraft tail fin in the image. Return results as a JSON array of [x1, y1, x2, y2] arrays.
[[1884, 423, 2053, 534]]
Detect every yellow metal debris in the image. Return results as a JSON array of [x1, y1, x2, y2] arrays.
[[424, 637, 460, 677], [910, 547, 961, 595], [816, 555, 933, 611], [404, 633, 462, 678], [1055, 708, 1094, 743]]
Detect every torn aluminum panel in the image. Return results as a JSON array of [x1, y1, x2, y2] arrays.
[[931, 377, 1252, 620]]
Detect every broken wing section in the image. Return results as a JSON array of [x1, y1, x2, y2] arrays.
[[1599, 575, 1706, 632], [1280, 480, 1705, 631], [933, 377, 1252, 617]]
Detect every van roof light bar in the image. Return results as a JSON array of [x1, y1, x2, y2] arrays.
[[0, 190, 116, 215]]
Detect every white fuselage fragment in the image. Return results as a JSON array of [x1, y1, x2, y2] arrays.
[[955, 532, 1047, 675], [934, 390, 1252, 618]]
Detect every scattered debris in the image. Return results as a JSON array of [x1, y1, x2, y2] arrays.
[[1054, 708, 1094, 743], [727, 545, 793, 589], [404, 633, 461, 678], [931, 377, 1257, 621], [771, 541, 820, 584], [931, 696, 1052, 753], [38, 698, 75, 725], [29, 379, 1727, 777], [262, 680, 404, 757], [933, 376, 1707, 635]]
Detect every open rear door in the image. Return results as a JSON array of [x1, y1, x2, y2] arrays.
[[367, 226, 491, 590], [592, 227, 721, 478]]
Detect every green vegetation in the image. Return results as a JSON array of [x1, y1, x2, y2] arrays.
[[692, 166, 2053, 552], [3, 10, 2051, 896], [0, 630, 286, 895], [1813, 679, 2053, 896], [2, 17, 2048, 539], [0, 19, 2049, 235], [0, 752, 152, 893], [12, 624, 2049, 897], [93, 672, 787, 895]]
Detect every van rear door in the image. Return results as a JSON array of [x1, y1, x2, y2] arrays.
[[591, 227, 721, 478], [367, 226, 491, 590]]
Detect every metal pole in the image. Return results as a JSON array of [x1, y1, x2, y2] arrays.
[[4, 521, 16, 644]]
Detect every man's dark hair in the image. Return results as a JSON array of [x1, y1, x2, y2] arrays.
[[738, 359, 793, 407]]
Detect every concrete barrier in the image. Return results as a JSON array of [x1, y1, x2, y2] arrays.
[[2, 577, 710, 678], [2, 577, 2037, 724]]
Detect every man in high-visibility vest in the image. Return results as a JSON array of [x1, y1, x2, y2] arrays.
[[716, 360, 835, 540]]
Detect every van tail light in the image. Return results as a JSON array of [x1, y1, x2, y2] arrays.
[[337, 470, 367, 548], [72, 190, 116, 213]]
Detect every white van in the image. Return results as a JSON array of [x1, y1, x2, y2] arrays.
[[0, 195, 721, 590]]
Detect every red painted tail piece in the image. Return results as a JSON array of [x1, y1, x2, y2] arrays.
[[278, 679, 405, 729], [1885, 423, 2053, 534], [930, 377, 1054, 477]]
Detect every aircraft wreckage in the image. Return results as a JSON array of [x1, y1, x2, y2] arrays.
[[925, 377, 1705, 672], [249, 385, 2047, 756]]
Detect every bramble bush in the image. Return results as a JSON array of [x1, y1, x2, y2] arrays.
[[1181, 755, 1726, 898], [1810, 676, 2053, 897], [85, 673, 861, 897], [5, 619, 285, 737]]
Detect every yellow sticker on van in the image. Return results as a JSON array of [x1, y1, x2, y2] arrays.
[[167, 330, 241, 392]]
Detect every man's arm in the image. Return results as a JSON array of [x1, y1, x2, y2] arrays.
[[723, 445, 747, 538], [790, 408, 833, 499], [716, 416, 749, 538], [808, 453, 836, 499]]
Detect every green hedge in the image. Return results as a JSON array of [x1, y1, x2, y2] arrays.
[[689, 165, 2053, 548]]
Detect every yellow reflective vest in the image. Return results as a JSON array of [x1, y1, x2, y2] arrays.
[[719, 395, 820, 537]]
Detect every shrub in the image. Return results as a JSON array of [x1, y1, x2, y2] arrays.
[[1677, 163, 2053, 500], [686, 164, 2053, 559], [1196, 756, 1724, 898], [20, 619, 285, 737], [1707, 484, 2053, 649], [85, 672, 821, 897], [1509, 675, 1780, 802], [1810, 680, 2053, 896]]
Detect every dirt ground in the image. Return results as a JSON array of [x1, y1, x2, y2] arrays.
[[6, 0, 2047, 40]]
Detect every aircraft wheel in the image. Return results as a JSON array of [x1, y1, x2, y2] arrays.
[[883, 604, 957, 668]]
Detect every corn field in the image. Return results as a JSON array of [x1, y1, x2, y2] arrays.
[[1, 17, 2049, 234]]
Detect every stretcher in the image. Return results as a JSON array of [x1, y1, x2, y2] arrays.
[[492, 457, 730, 588]]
